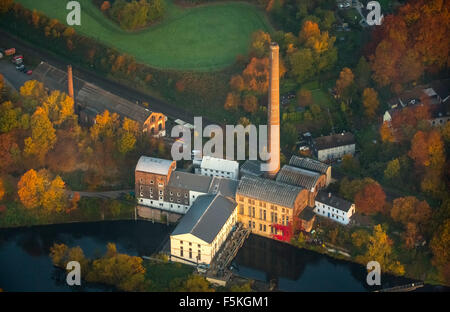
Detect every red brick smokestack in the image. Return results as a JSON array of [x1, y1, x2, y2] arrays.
[[267, 42, 280, 178], [67, 65, 74, 99]]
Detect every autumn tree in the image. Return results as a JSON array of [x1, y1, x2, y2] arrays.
[[379, 122, 395, 143], [356, 225, 405, 275], [297, 89, 312, 107], [242, 94, 258, 113], [362, 88, 379, 119], [242, 57, 270, 93], [0, 133, 20, 173], [0, 101, 22, 133], [42, 175, 68, 213], [224, 92, 240, 111], [0, 177, 5, 201], [354, 181, 386, 215], [384, 158, 400, 181], [24, 107, 57, 162], [42, 90, 76, 127], [19, 80, 46, 112], [335, 67, 354, 101], [90, 110, 120, 142], [250, 30, 271, 58], [391, 196, 431, 239], [17, 169, 45, 209], [0, 0, 14, 13], [101, 1, 111, 11], [430, 219, 450, 285], [230, 75, 245, 92], [409, 130, 445, 171]]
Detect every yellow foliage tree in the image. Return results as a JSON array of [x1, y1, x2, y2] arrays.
[[24, 107, 57, 162], [17, 169, 45, 209]]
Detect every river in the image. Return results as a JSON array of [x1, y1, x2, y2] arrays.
[[0, 220, 447, 292]]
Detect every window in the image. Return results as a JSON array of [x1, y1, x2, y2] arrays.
[[198, 250, 201, 261], [180, 246, 183, 257], [259, 224, 262, 231], [170, 191, 173, 196], [252, 207, 255, 218], [252, 222, 255, 229], [150, 180, 154, 184], [263, 210, 266, 221], [263, 224, 266, 232], [248, 220, 252, 228], [239, 204, 244, 214], [189, 248, 192, 259]]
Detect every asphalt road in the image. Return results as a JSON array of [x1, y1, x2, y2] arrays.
[[0, 29, 216, 126], [0, 59, 32, 91]]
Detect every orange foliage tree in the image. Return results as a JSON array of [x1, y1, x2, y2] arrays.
[[354, 181, 386, 215]]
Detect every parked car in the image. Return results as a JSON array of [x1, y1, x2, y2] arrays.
[[15, 64, 25, 71], [26, 70, 33, 75]]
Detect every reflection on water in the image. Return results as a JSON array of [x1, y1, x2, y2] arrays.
[[233, 234, 420, 292], [0, 220, 173, 292], [0, 221, 447, 292]]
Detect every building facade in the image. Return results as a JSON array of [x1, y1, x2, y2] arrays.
[[200, 156, 239, 180], [313, 191, 355, 225], [170, 194, 237, 266], [236, 176, 312, 241], [313, 132, 356, 162]]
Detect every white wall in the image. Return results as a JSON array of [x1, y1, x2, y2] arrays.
[[170, 207, 237, 266], [317, 144, 355, 162], [313, 201, 355, 225], [137, 197, 189, 214]]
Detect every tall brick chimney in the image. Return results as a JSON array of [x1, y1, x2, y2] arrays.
[[267, 42, 280, 178], [67, 65, 74, 99]]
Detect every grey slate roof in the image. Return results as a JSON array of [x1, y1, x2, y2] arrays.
[[168, 171, 212, 193], [135, 156, 174, 175], [276, 165, 320, 190], [236, 175, 303, 208], [315, 190, 353, 212], [171, 194, 236, 243], [239, 160, 263, 177], [313, 132, 355, 150], [299, 206, 316, 221], [168, 171, 238, 199], [289, 156, 330, 174], [31, 62, 155, 124]]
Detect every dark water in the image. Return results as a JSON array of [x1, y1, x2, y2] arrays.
[[0, 221, 447, 292]]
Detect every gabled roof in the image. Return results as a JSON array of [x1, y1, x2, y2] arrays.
[[236, 175, 304, 208], [239, 160, 263, 177], [135, 156, 174, 175], [289, 156, 330, 174], [171, 194, 236, 244], [168, 171, 212, 193], [313, 132, 355, 150], [315, 191, 353, 212], [276, 165, 320, 190]]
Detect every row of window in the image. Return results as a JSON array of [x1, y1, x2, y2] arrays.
[[248, 221, 280, 234], [316, 209, 346, 221], [316, 203, 346, 215], [179, 247, 201, 261], [238, 197, 286, 212]]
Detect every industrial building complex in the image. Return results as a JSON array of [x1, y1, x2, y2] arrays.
[[134, 43, 356, 268]]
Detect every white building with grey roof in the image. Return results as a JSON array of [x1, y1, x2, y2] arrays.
[[170, 193, 237, 265], [289, 156, 332, 186], [200, 156, 239, 180], [313, 191, 355, 225]]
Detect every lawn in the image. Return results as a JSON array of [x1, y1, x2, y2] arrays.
[[17, 0, 272, 71]]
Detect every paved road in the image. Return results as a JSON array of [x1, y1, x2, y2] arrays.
[[68, 189, 134, 200], [0, 59, 32, 91], [0, 29, 216, 126]]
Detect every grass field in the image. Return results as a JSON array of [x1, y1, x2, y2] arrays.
[[17, 0, 272, 71]]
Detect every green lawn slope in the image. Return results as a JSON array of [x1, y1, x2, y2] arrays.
[[17, 0, 272, 71]]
